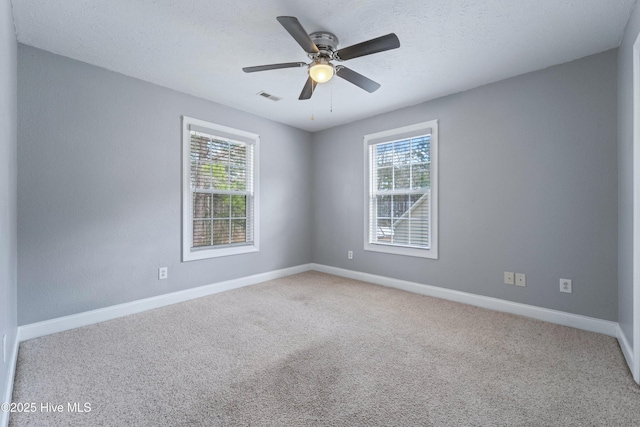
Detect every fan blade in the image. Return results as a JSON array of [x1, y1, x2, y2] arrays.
[[243, 62, 306, 73], [335, 33, 400, 61], [277, 16, 319, 54], [336, 67, 381, 93], [299, 76, 317, 100]]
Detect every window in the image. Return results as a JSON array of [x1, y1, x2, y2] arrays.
[[182, 116, 259, 261], [364, 120, 438, 259]]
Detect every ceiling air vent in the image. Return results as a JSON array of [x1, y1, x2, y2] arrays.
[[257, 91, 282, 101]]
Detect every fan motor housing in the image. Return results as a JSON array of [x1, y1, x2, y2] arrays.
[[309, 32, 339, 57]]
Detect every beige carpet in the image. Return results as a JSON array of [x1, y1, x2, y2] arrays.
[[9, 272, 640, 426]]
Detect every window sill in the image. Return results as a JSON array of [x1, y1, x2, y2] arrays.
[[364, 242, 438, 259], [182, 244, 259, 262]]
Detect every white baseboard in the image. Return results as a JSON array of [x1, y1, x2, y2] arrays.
[[311, 264, 618, 337], [1, 332, 19, 427], [617, 324, 634, 375], [16, 262, 619, 343], [18, 264, 313, 342]]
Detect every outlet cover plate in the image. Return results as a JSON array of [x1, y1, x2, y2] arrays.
[[560, 279, 572, 293], [504, 272, 515, 285], [515, 273, 526, 287], [158, 267, 168, 280]]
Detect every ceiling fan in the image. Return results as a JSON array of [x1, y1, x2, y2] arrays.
[[243, 16, 400, 100]]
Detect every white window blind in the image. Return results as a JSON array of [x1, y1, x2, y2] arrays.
[[182, 117, 259, 261], [364, 120, 438, 259]]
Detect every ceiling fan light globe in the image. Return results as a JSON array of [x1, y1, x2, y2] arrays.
[[309, 63, 334, 83]]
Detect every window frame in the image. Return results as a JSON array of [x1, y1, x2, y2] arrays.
[[182, 116, 260, 261], [363, 120, 438, 259]]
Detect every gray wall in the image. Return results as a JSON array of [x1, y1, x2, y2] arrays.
[[0, 0, 18, 407], [311, 50, 618, 321], [15, 42, 621, 326], [618, 3, 640, 346], [17, 45, 313, 325]]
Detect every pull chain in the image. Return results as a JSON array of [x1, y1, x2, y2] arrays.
[[330, 78, 333, 113]]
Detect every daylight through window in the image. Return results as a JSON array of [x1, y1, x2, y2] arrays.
[[182, 117, 259, 261], [365, 120, 438, 259]]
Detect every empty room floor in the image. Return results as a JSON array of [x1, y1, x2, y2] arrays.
[[9, 272, 640, 426]]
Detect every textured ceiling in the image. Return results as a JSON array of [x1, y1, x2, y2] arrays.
[[11, 0, 637, 132]]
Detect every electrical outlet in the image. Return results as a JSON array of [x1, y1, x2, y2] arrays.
[[560, 279, 572, 293], [504, 272, 515, 285], [347, 250, 353, 260], [158, 267, 168, 280], [515, 273, 526, 287]]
